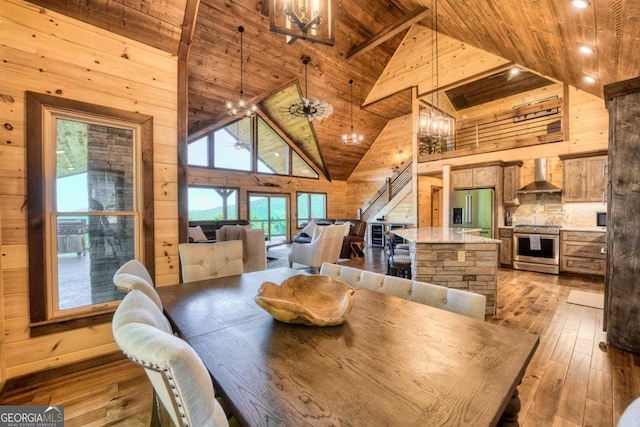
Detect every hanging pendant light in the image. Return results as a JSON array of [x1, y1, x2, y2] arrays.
[[286, 55, 333, 121], [417, 0, 454, 151], [226, 26, 256, 117], [342, 79, 364, 145]]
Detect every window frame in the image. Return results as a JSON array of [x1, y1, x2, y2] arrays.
[[187, 185, 240, 221], [26, 92, 154, 330], [296, 192, 327, 228]]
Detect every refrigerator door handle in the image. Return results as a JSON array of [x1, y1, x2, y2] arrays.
[[467, 195, 472, 224]]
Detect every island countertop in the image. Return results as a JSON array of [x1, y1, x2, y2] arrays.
[[393, 227, 502, 244]]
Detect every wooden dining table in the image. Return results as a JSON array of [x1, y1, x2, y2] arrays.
[[157, 267, 538, 427]]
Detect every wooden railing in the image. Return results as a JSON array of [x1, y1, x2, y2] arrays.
[[419, 98, 564, 162], [360, 158, 412, 223]]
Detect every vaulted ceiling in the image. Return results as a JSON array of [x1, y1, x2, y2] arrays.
[[29, 0, 640, 181]]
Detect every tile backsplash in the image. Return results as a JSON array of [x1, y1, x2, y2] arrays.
[[506, 193, 605, 227]]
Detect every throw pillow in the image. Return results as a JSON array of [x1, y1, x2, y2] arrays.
[[300, 219, 317, 237], [188, 226, 208, 242]]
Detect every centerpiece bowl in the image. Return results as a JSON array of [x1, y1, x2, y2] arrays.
[[255, 275, 355, 326]]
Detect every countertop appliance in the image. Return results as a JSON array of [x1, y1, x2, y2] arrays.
[[450, 189, 493, 238], [513, 224, 561, 274]]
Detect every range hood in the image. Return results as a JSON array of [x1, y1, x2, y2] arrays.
[[517, 158, 562, 194]]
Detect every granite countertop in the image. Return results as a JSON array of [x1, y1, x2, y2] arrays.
[[392, 227, 502, 244], [560, 227, 606, 233]]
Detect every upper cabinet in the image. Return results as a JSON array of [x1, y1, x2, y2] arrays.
[[560, 151, 608, 203], [451, 166, 498, 189], [502, 161, 523, 205]]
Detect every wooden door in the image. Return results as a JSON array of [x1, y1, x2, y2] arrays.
[[431, 186, 442, 227]]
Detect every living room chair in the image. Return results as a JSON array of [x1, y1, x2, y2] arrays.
[[112, 260, 162, 310], [112, 290, 229, 427], [215, 225, 266, 272], [179, 241, 243, 282], [288, 223, 347, 273]]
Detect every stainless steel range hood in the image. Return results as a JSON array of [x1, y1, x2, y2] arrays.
[[517, 158, 562, 194]]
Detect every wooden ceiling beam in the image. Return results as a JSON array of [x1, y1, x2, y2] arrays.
[[178, 0, 201, 60], [346, 6, 430, 61]]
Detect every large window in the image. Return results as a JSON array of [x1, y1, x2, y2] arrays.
[[249, 193, 289, 240], [297, 192, 327, 228], [188, 115, 318, 179], [188, 186, 239, 221], [26, 92, 153, 327]]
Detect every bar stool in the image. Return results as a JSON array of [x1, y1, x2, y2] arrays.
[[386, 235, 412, 278]]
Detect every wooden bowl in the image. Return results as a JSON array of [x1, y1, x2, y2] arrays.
[[255, 275, 355, 326]]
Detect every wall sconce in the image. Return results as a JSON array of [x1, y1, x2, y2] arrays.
[[269, 0, 334, 46]]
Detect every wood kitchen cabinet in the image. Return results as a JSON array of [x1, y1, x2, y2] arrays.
[[503, 162, 522, 205], [498, 228, 513, 266], [604, 77, 640, 353], [560, 151, 608, 202], [451, 165, 498, 189], [560, 230, 606, 276]]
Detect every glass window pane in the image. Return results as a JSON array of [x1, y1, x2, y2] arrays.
[[214, 118, 252, 171], [188, 187, 238, 220], [188, 135, 208, 167], [292, 151, 318, 178], [297, 193, 309, 228], [257, 118, 289, 175], [249, 195, 268, 233], [310, 193, 326, 218]]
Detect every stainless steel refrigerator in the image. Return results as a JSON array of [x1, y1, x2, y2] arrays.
[[450, 189, 494, 238]]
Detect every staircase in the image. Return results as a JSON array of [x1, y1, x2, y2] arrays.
[[359, 158, 412, 223]]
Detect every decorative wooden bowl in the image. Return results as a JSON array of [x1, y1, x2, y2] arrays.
[[255, 275, 355, 326]]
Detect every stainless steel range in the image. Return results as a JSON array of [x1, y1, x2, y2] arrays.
[[513, 224, 561, 274]]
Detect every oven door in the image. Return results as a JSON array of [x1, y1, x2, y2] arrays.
[[513, 233, 559, 266]]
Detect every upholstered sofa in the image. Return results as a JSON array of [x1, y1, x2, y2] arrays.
[[293, 219, 367, 259], [319, 263, 487, 320], [188, 220, 250, 242]]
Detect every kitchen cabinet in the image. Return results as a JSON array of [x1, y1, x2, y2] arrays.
[[604, 77, 640, 353], [498, 228, 513, 266], [451, 166, 498, 189], [560, 230, 605, 276], [502, 162, 522, 205], [560, 152, 608, 202]]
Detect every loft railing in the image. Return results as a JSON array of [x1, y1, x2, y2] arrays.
[[418, 97, 564, 162], [360, 158, 412, 223]]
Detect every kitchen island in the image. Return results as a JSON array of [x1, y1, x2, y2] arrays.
[[393, 227, 501, 315]]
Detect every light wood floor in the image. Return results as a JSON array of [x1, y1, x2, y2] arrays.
[[2, 246, 638, 426]]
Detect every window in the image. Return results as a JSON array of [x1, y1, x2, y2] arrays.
[[297, 192, 327, 228], [26, 92, 154, 327], [249, 193, 289, 240], [187, 115, 319, 179], [188, 186, 239, 220]]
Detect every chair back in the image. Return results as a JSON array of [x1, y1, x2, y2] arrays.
[[113, 273, 163, 310], [178, 241, 244, 282], [114, 259, 154, 286], [216, 225, 266, 272], [315, 224, 349, 264], [112, 291, 229, 427]]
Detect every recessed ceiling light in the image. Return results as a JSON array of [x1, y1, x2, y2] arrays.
[[579, 45, 595, 55], [584, 75, 597, 84], [572, 0, 591, 9]]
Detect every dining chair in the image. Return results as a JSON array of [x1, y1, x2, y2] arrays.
[[288, 223, 347, 273], [618, 397, 640, 427], [113, 260, 162, 310], [215, 225, 266, 272], [112, 290, 230, 427], [178, 240, 243, 282]]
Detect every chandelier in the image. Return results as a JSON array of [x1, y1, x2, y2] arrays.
[[342, 79, 364, 145], [269, 0, 334, 46], [287, 56, 333, 121], [226, 26, 256, 117], [418, 0, 454, 147]]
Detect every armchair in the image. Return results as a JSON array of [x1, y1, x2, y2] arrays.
[[288, 223, 348, 273]]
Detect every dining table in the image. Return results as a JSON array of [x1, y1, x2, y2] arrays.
[[157, 267, 539, 427]]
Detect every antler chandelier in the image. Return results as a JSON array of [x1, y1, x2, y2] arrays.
[[226, 26, 256, 117], [342, 79, 364, 145], [287, 55, 333, 121]]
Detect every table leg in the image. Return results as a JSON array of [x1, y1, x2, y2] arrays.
[[498, 386, 521, 427]]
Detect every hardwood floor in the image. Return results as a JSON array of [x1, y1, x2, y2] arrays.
[[2, 246, 638, 426]]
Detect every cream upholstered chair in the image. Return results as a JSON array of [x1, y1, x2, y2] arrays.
[[288, 223, 348, 274], [112, 290, 229, 427], [113, 260, 162, 310], [618, 397, 640, 427], [178, 240, 243, 283], [215, 225, 266, 272]]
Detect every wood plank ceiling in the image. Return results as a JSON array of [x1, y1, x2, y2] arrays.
[[27, 0, 640, 180]]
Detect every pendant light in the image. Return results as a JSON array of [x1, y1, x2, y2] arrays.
[[226, 26, 256, 117], [342, 79, 364, 145]]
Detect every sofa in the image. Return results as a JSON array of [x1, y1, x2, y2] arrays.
[[293, 219, 367, 259], [188, 220, 250, 242], [319, 263, 487, 320]]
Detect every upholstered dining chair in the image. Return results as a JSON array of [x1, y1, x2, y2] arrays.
[[618, 397, 640, 427], [288, 223, 347, 274], [112, 260, 163, 310], [112, 290, 229, 427], [178, 240, 244, 283]]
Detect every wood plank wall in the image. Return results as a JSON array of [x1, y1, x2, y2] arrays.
[[0, 1, 178, 378]]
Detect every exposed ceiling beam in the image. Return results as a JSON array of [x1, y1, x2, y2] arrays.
[[346, 6, 429, 61], [178, 0, 201, 60]]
